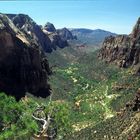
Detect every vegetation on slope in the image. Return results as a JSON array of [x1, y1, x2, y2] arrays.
[[0, 92, 72, 140], [1, 45, 140, 140], [0, 93, 38, 139], [47, 46, 140, 139]]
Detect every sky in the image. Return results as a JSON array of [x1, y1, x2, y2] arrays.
[[0, 0, 140, 34]]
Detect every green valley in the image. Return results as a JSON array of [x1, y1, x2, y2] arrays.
[[47, 46, 140, 139]]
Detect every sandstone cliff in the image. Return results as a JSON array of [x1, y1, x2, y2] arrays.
[[7, 14, 53, 52], [0, 14, 51, 100], [99, 18, 140, 73]]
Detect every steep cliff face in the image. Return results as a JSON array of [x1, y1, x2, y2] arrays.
[[0, 14, 51, 100], [7, 14, 53, 52], [7, 14, 76, 52], [99, 18, 140, 72], [48, 33, 68, 49], [43, 23, 69, 49], [44, 22, 56, 32], [57, 27, 77, 40]]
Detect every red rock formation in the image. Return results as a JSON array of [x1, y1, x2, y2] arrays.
[[99, 17, 140, 71]]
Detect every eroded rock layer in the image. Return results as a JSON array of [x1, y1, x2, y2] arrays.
[[99, 18, 140, 73]]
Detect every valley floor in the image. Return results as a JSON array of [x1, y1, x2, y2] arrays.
[[1, 46, 140, 140], [47, 46, 140, 140]]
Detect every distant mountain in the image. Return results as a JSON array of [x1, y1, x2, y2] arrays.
[[43, 23, 68, 49], [7, 15, 75, 52], [44, 22, 56, 32], [57, 27, 77, 40], [70, 28, 117, 47]]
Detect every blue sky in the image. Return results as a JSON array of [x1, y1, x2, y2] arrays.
[[0, 0, 140, 34]]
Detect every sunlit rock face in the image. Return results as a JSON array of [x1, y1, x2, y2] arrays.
[[99, 17, 140, 72], [43, 23, 69, 49], [6, 14, 53, 53], [7, 14, 74, 52], [0, 14, 51, 100]]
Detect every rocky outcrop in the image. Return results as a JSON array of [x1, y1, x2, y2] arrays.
[[7, 15, 75, 52], [0, 13, 78, 99], [57, 27, 77, 40], [44, 22, 56, 33], [99, 17, 140, 71], [126, 88, 140, 111], [43, 24, 68, 49], [7, 14, 53, 52], [0, 14, 51, 100], [49, 33, 68, 49]]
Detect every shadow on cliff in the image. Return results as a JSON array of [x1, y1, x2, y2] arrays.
[[0, 30, 51, 100]]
